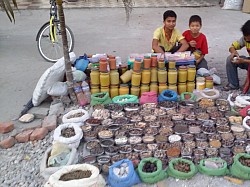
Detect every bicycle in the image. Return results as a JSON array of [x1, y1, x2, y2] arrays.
[[36, 0, 74, 62]]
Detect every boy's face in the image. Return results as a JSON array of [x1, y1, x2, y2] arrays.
[[244, 35, 250, 43], [163, 17, 176, 30], [189, 21, 201, 34]]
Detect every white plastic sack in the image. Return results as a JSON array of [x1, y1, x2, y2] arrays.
[[53, 123, 83, 148], [222, 0, 243, 10], [235, 95, 250, 107], [32, 52, 76, 106], [40, 146, 78, 180], [193, 88, 220, 101], [44, 164, 106, 187], [62, 108, 89, 124], [47, 82, 68, 96], [197, 68, 210, 77], [243, 116, 250, 131], [72, 69, 87, 82]]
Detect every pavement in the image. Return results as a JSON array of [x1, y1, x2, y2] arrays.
[[15, 0, 219, 9]]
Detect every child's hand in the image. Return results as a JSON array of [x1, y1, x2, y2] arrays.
[[189, 40, 197, 47], [230, 51, 239, 61], [233, 57, 245, 64]]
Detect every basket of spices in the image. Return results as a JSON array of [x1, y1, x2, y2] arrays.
[[144, 115, 157, 122], [142, 135, 155, 144], [195, 133, 207, 141], [81, 125, 92, 133], [78, 155, 96, 164], [144, 127, 158, 136], [193, 149, 205, 164], [105, 103, 123, 111], [233, 146, 246, 155], [172, 114, 184, 121], [134, 122, 147, 129], [147, 144, 158, 151], [210, 111, 224, 120], [84, 131, 97, 141], [100, 139, 114, 147], [231, 124, 245, 133], [111, 154, 125, 164], [104, 146, 119, 156], [173, 124, 188, 134], [169, 135, 182, 143], [149, 121, 161, 128], [108, 124, 120, 132], [91, 108, 110, 120], [129, 128, 143, 136], [154, 150, 166, 159], [158, 115, 172, 122], [198, 158, 228, 176], [140, 151, 152, 159], [158, 143, 170, 151], [198, 98, 215, 108], [125, 152, 140, 161], [155, 135, 168, 143], [221, 133, 234, 148], [110, 111, 125, 119], [142, 103, 157, 109], [166, 147, 181, 158], [119, 145, 132, 154], [114, 136, 128, 145], [130, 115, 143, 122], [206, 106, 218, 114], [125, 110, 138, 118], [113, 117, 128, 125], [129, 136, 142, 144], [86, 139, 101, 150], [90, 146, 104, 156], [98, 130, 113, 139], [101, 118, 113, 126], [133, 144, 147, 152], [217, 125, 231, 134], [124, 103, 140, 111], [235, 132, 247, 140], [202, 120, 216, 134], [209, 139, 221, 148], [154, 108, 167, 116], [182, 134, 194, 142], [189, 124, 201, 134], [161, 120, 174, 128], [181, 146, 193, 156], [85, 118, 102, 126], [216, 118, 229, 126], [158, 101, 177, 110], [159, 127, 173, 136], [185, 114, 196, 121], [183, 141, 196, 149], [206, 147, 218, 157], [97, 155, 111, 164], [197, 112, 210, 121]]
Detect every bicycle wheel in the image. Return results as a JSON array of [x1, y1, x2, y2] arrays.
[[37, 22, 74, 63]]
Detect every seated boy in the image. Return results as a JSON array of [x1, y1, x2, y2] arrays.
[[182, 15, 208, 70], [223, 20, 250, 91], [152, 10, 189, 54]]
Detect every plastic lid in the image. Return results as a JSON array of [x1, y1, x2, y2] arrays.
[[188, 65, 196, 68], [144, 55, 150, 59], [151, 54, 158, 57], [135, 58, 142, 62], [205, 76, 213, 80], [179, 66, 187, 70]]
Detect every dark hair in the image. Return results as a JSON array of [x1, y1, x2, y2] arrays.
[[241, 20, 250, 36], [163, 10, 177, 21], [189, 15, 202, 25]]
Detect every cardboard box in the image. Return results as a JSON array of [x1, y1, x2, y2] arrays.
[[242, 0, 250, 13]]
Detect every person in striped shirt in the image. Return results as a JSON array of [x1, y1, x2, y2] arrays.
[[223, 20, 250, 91]]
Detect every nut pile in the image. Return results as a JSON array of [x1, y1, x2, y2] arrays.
[[173, 161, 191, 173], [142, 162, 157, 173], [239, 157, 250, 167]]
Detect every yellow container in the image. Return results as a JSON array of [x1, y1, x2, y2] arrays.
[[119, 84, 129, 95], [187, 81, 195, 92], [120, 69, 132, 83], [121, 65, 128, 74], [110, 70, 119, 85], [150, 82, 158, 94], [141, 69, 151, 84], [168, 84, 177, 92], [101, 86, 110, 93], [140, 84, 149, 96], [110, 85, 119, 98], [159, 83, 168, 94], [131, 86, 140, 96], [131, 71, 142, 86], [168, 68, 177, 84], [151, 67, 158, 82], [100, 72, 110, 87], [196, 77, 205, 90], [91, 85, 100, 94], [205, 76, 214, 89], [178, 82, 187, 95], [158, 68, 167, 83], [168, 61, 176, 69], [178, 66, 187, 83], [90, 69, 100, 85], [187, 65, 196, 82], [158, 58, 165, 68]]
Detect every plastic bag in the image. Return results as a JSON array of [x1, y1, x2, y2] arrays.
[[230, 153, 250, 180], [137, 157, 167, 184], [167, 158, 198, 180], [75, 54, 89, 72], [180, 92, 196, 101], [47, 82, 68, 96], [44, 164, 106, 187], [198, 158, 229, 176], [193, 89, 220, 101], [90, 92, 112, 106], [40, 146, 78, 180], [140, 91, 158, 105], [48, 142, 71, 167], [222, 0, 243, 10], [197, 68, 210, 76], [158, 90, 178, 102], [242, 116, 250, 130], [107, 159, 141, 187], [53, 123, 83, 148], [72, 69, 87, 82], [112, 94, 138, 105], [62, 108, 89, 124]]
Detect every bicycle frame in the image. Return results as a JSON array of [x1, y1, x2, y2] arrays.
[[49, 0, 58, 43]]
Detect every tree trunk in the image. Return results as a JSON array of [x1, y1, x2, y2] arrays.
[[56, 0, 77, 105]]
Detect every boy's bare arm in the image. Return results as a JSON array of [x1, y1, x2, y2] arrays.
[[152, 39, 165, 54], [196, 54, 205, 65], [177, 39, 189, 52]]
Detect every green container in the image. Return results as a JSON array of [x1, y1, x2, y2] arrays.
[[198, 158, 229, 176]]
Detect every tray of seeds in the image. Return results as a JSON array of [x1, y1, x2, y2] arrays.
[[104, 146, 119, 156], [197, 112, 210, 121], [86, 139, 101, 150], [113, 117, 128, 125], [144, 115, 157, 122], [140, 151, 152, 159], [142, 135, 155, 144], [84, 131, 97, 141], [142, 103, 157, 109], [231, 124, 245, 133], [216, 99, 229, 106], [206, 106, 218, 113], [100, 139, 114, 147], [144, 127, 158, 136], [154, 149, 166, 159], [161, 120, 174, 128], [92, 109, 110, 120], [185, 114, 196, 121], [129, 136, 142, 144], [119, 145, 132, 154], [129, 128, 143, 136], [134, 122, 147, 129], [108, 124, 120, 132], [114, 129, 128, 137], [133, 143, 147, 152], [154, 108, 167, 116], [140, 109, 152, 116], [198, 98, 215, 108], [196, 140, 209, 149], [98, 130, 113, 139], [101, 118, 113, 126], [158, 143, 170, 151], [174, 124, 188, 135], [182, 134, 194, 141], [158, 101, 177, 110], [169, 134, 182, 143], [181, 146, 193, 156], [183, 141, 196, 149], [171, 113, 184, 121], [206, 147, 218, 157], [130, 115, 143, 122], [79, 155, 96, 164], [111, 154, 125, 164], [155, 135, 168, 143], [216, 118, 229, 126], [115, 136, 128, 145], [202, 120, 216, 134], [210, 111, 224, 120], [90, 146, 104, 156], [125, 152, 140, 161], [159, 127, 173, 136], [234, 132, 247, 140], [209, 139, 221, 148], [81, 125, 92, 133], [85, 118, 102, 126], [147, 144, 158, 151], [124, 103, 140, 111], [97, 155, 111, 164], [149, 121, 161, 128], [166, 147, 181, 158], [217, 125, 231, 134], [233, 146, 246, 155], [110, 111, 125, 119], [195, 133, 207, 141], [125, 110, 138, 118], [158, 115, 172, 121], [105, 103, 123, 112]]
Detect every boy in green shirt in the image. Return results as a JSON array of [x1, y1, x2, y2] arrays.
[[152, 10, 189, 54]]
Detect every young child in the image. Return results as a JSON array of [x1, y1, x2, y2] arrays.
[[183, 15, 208, 69], [152, 10, 189, 54]]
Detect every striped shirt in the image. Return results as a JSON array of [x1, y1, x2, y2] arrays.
[[231, 36, 250, 55]]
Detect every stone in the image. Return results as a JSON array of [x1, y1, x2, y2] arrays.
[[15, 130, 34, 143], [19, 113, 35, 123], [0, 122, 14, 134], [48, 102, 65, 116], [29, 107, 49, 119], [30, 128, 48, 141], [0, 137, 15, 149], [42, 115, 57, 131]]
